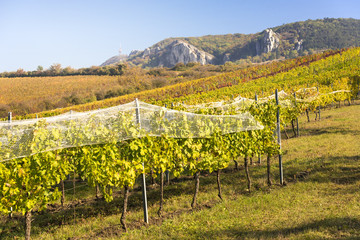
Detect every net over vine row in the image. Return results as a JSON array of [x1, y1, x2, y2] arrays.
[[295, 89, 351, 103], [0, 100, 263, 161], [178, 90, 291, 111], [177, 88, 351, 111]]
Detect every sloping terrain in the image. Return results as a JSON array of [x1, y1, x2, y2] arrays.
[[26, 47, 357, 119], [103, 18, 360, 67]]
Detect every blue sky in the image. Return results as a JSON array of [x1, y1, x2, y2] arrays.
[[0, 0, 359, 72]]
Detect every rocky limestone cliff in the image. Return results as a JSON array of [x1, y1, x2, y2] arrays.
[[102, 40, 214, 68], [129, 50, 141, 57], [156, 40, 214, 67], [143, 46, 162, 57], [256, 29, 280, 55]]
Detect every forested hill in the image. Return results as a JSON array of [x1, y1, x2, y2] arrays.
[[182, 18, 360, 59], [272, 18, 360, 50], [109, 18, 360, 67]]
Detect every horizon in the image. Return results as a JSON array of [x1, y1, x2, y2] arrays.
[[1, 0, 360, 72]]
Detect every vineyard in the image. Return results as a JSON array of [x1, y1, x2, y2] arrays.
[[0, 47, 360, 239]]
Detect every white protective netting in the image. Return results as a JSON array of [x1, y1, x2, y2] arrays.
[[178, 90, 292, 111], [179, 97, 254, 111], [177, 88, 352, 112], [0, 100, 263, 161], [296, 89, 351, 103]]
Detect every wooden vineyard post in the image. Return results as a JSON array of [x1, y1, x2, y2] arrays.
[[331, 82, 334, 107], [255, 94, 261, 164], [304, 88, 310, 122], [164, 104, 170, 185], [8, 112, 13, 218], [275, 90, 284, 185], [317, 87, 321, 121], [70, 108, 76, 225], [165, 170, 170, 185], [73, 169, 76, 225], [294, 92, 299, 137], [135, 98, 149, 224]]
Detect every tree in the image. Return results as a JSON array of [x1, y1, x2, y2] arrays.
[[61, 66, 74, 75], [49, 63, 62, 75], [36, 65, 43, 72], [288, 50, 298, 59], [15, 68, 26, 77], [269, 52, 277, 60]]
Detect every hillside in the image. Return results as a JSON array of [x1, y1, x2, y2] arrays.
[[3, 47, 359, 120], [1, 48, 342, 119], [102, 18, 360, 67], [185, 18, 360, 62], [27, 47, 358, 119]]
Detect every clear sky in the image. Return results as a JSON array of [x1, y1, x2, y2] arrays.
[[0, 0, 359, 72]]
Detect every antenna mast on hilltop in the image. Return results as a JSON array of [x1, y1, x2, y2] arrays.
[[119, 44, 122, 55]]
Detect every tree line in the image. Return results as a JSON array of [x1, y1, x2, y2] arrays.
[[0, 63, 127, 78]]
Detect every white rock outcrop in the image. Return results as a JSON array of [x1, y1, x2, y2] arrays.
[[295, 39, 304, 51], [129, 50, 141, 57], [256, 29, 280, 55], [158, 40, 214, 67], [143, 46, 161, 57]]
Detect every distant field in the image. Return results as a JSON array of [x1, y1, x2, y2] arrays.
[[0, 63, 228, 117], [0, 75, 121, 104], [0, 75, 123, 116]]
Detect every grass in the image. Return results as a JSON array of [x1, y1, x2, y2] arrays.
[[1, 102, 359, 239]]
